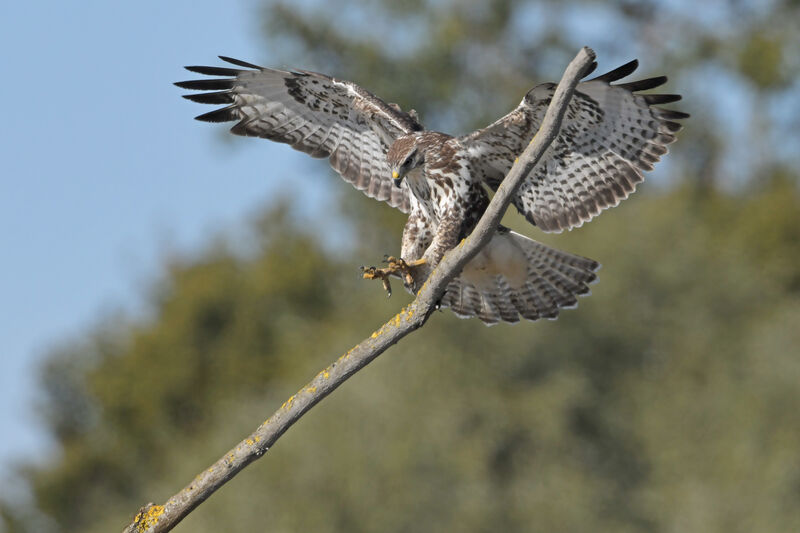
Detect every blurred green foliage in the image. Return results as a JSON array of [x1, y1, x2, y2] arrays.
[[3, 1, 800, 532]]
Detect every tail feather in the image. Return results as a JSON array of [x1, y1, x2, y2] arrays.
[[492, 278, 523, 323], [509, 288, 542, 322], [441, 230, 598, 325], [527, 276, 566, 316], [534, 261, 587, 302]]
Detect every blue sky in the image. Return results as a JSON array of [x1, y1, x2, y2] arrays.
[[0, 0, 337, 480]]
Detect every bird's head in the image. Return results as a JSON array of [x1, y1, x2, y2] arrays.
[[387, 136, 424, 187]]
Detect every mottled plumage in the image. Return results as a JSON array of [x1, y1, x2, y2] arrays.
[[177, 56, 686, 324], [462, 60, 687, 232]]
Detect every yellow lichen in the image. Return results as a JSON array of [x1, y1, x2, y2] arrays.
[[245, 438, 254, 446], [416, 279, 431, 296], [388, 312, 404, 327], [135, 505, 165, 532], [322, 370, 330, 379], [254, 435, 261, 442], [283, 395, 295, 408]]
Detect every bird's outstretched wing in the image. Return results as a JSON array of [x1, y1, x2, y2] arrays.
[[460, 60, 688, 232], [176, 56, 424, 212]]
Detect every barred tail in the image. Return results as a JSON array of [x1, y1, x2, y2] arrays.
[[440, 230, 599, 325]]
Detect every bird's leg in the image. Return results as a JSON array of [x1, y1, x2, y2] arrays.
[[361, 256, 427, 297]]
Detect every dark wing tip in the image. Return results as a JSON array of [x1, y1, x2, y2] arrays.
[[184, 65, 242, 77], [643, 93, 682, 105], [661, 120, 684, 133], [182, 91, 234, 105], [194, 106, 239, 123], [218, 56, 262, 70], [174, 78, 235, 91], [619, 76, 668, 92], [655, 109, 691, 120], [589, 59, 639, 83], [583, 61, 599, 78]]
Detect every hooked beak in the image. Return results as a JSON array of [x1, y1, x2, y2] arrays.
[[392, 170, 402, 188]]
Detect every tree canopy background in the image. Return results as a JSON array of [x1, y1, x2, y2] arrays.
[[3, 1, 799, 532]]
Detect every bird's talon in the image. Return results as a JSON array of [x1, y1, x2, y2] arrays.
[[382, 278, 392, 297], [362, 256, 423, 295], [361, 266, 379, 280]]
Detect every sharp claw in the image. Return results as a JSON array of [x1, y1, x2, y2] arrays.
[[382, 278, 392, 297]]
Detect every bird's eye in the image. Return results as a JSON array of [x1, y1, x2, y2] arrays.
[[402, 148, 418, 169]]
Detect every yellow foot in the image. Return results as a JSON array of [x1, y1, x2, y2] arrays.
[[361, 256, 427, 298], [383, 255, 427, 285], [361, 265, 394, 297]]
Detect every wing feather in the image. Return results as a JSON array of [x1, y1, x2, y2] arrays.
[[176, 58, 423, 212], [461, 60, 688, 232]]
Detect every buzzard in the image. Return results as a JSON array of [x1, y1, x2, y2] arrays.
[[177, 56, 686, 324]]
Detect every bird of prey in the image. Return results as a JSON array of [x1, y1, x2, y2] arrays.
[[176, 56, 686, 324]]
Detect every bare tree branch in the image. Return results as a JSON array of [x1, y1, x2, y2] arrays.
[[123, 46, 596, 533]]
